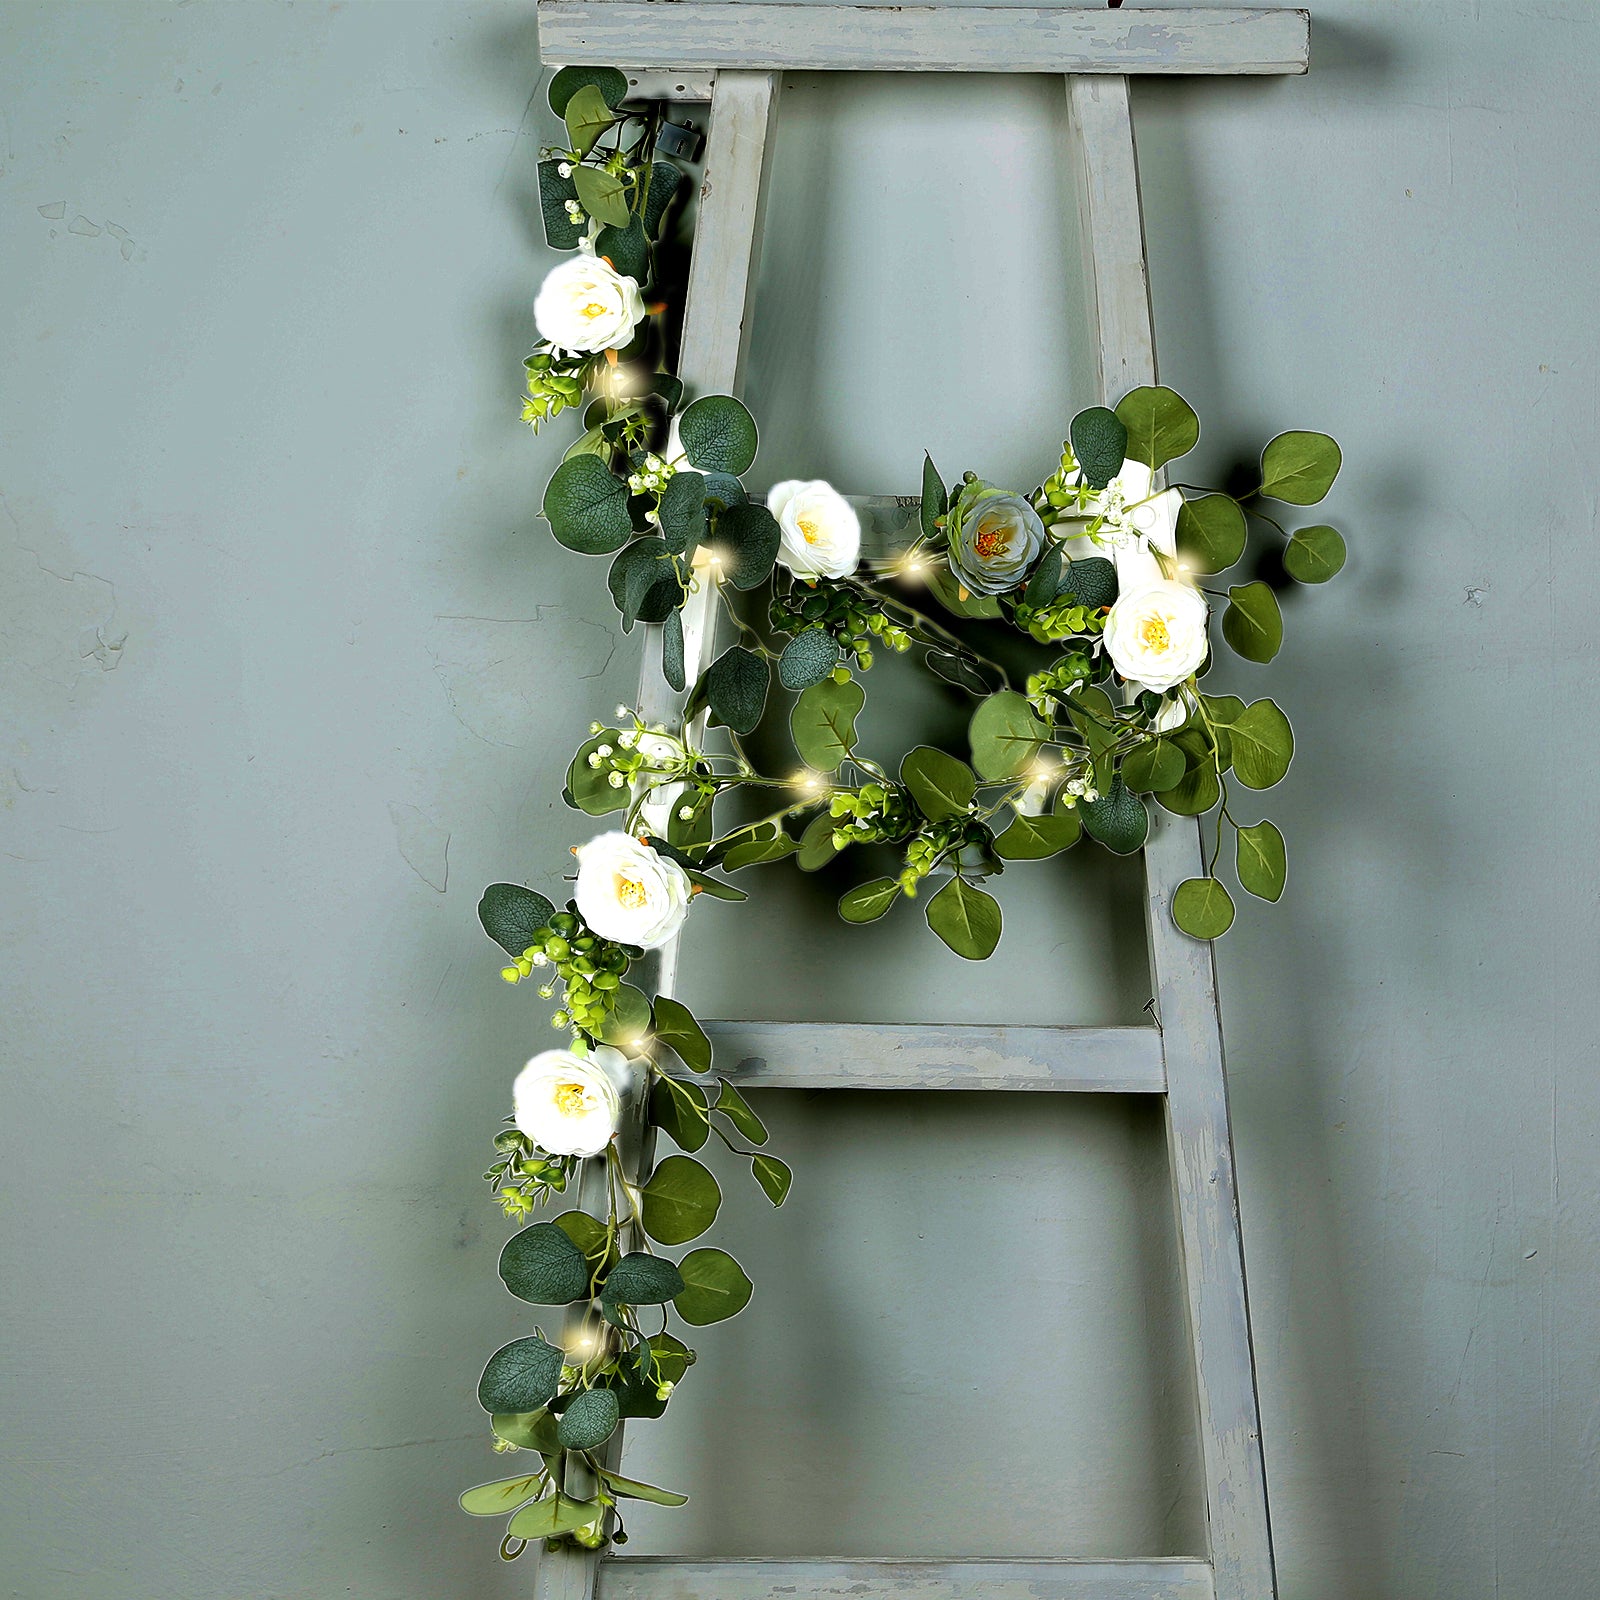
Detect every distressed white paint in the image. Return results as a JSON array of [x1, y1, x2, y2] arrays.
[[538, 4, 1310, 76]]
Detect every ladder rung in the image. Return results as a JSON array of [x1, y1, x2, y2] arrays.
[[698, 1021, 1165, 1092], [538, 3, 1310, 77], [599, 1556, 1214, 1599]]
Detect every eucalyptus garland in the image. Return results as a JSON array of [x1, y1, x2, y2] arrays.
[[461, 64, 1347, 1558]]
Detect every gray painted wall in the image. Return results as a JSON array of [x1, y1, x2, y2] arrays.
[[2, 3, 1595, 1597]]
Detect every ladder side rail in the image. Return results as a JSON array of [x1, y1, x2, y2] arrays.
[[535, 69, 784, 1600], [1064, 74, 1276, 1600]]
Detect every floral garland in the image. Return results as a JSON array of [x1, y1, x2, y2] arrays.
[[460, 65, 1347, 1559]]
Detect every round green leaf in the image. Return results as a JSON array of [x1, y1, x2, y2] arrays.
[[791, 676, 864, 771], [703, 645, 770, 736], [557, 1386, 621, 1452], [538, 159, 583, 250], [1069, 405, 1128, 492], [595, 214, 648, 281], [499, 1221, 592, 1305], [1058, 555, 1118, 609], [674, 1247, 754, 1325], [1259, 431, 1341, 505], [552, 1210, 614, 1271], [601, 1252, 686, 1312], [1175, 493, 1247, 574], [778, 627, 841, 692], [1228, 699, 1294, 790], [641, 1155, 722, 1246], [507, 1492, 603, 1541], [566, 730, 628, 816], [992, 809, 1080, 860], [478, 883, 555, 956], [1222, 581, 1284, 664], [677, 395, 758, 475], [1172, 876, 1236, 940], [1114, 385, 1199, 470], [477, 1335, 564, 1414], [543, 456, 632, 555], [658, 469, 707, 556], [1156, 757, 1221, 817], [563, 83, 616, 160], [548, 65, 629, 116], [490, 1410, 561, 1454], [1080, 777, 1150, 855], [1283, 524, 1346, 583], [653, 995, 713, 1073], [1121, 737, 1186, 794], [649, 1075, 710, 1153], [713, 502, 781, 590], [1236, 819, 1287, 902], [460, 1473, 547, 1517], [752, 1153, 793, 1207], [901, 745, 977, 821], [839, 877, 900, 924], [608, 536, 680, 629], [925, 876, 1002, 960], [797, 810, 841, 871], [969, 690, 1049, 781], [596, 982, 653, 1051]]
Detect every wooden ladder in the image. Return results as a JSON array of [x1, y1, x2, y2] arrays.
[[532, 8, 1311, 1598]]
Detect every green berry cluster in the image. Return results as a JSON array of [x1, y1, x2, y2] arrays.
[[769, 580, 912, 671], [1025, 651, 1094, 716], [584, 722, 696, 805], [899, 817, 992, 896], [1036, 439, 1096, 517], [484, 1126, 573, 1217], [523, 351, 593, 431], [1013, 591, 1106, 645], [500, 909, 635, 1038], [828, 782, 913, 849]]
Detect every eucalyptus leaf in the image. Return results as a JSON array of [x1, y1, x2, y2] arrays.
[[608, 537, 679, 630], [1079, 777, 1150, 855], [1222, 581, 1284, 664], [1228, 699, 1294, 790], [640, 160, 683, 240], [662, 606, 685, 691], [537, 159, 582, 250], [557, 1386, 621, 1452], [478, 883, 555, 955], [548, 65, 629, 117], [714, 502, 781, 589], [1070, 405, 1129, 491], [703, 646, 769, 736], [595, 214, 648, 281], [778, 627, 841, 692], [596, 1469, 690, 1508], [674, 1247, 754, 1325], [1157, 756, 1221, 817], [791, 676, 864, 771], [460, 1473, 546, 1518], [713, 1079, 768, 1146], [1172, 876, 1236, 939], [566, 731, 628, 815], [552, 1210, 613, 1270], [968, 691, 1048, 781], [1058, 555, 1118, 609], [925, 876, 1002, 960], [752, 1153, 793, 1206], [507, 1492, 602, 1541], [1114, 385, 1199, 470], [1258, 431, 1341, 505], [1023, 545, 1063, 608], [901, 745, 976, 821], [797, 811, 841, 871], [653, 995, 713, 1074], [920, 453, 947, 543], [499, 1222, 592, 1305], [601, 1252, 686, 1312], [544, 456, 632, 555], [595, 982, 652, 1051], [641, 1155, 722, 1245], [992, 808, 1080, 860], [1122, 737, 1186, 794], [650, 1075, 710, 1153], [490, 1410, 561, 1454], [838, 877, 901, 924], [1284, 524, 1346, 583], [1175, 493, 1247, 574], [678, 395, 758, 475], [658, 469, 707, 556], [477, 1335, 564, 1414], [563, 83, 616, 159], [571, 163, 631, 230], [1236, 819, 1287, 901]]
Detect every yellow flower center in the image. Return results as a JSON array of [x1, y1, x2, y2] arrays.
[[1139, 615, 1172, 652], [615, 874, 649, 908], [553, 1081, 592, 1117], [797, 516, 821, 545], [581, 300, 608, 319], [973, 519, 1009, 559]]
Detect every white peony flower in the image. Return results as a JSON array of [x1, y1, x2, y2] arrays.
[[513, 1046, 628, 1157], [574, 830, 692, 949], [533, 254, 646, 354], [1103, 580, 1211, 693], [767, 479, 862, 580]]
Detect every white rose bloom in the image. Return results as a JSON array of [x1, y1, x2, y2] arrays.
[[574, 830, 692, 949], [533, 254, 646, 354], [1103, 581, 1211, 693], [513, 1046, 629, 1157], [767, 479, 862, 580]]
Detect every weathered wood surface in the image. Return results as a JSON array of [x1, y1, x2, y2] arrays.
[[600, 1556, 1216, 1599], [696, 1020, 1167, 1092], [538, 4, 1309, 76], [1067, 73, 1277, 1600], [535, 71, 784, 1600]]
